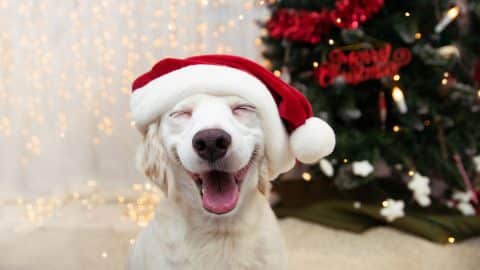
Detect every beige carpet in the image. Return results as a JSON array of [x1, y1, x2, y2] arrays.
[[0, 203, 479, 270]]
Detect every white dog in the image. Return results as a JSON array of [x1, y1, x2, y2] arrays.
[[128, 94, 288, 270], [127, 55, 335, 270]]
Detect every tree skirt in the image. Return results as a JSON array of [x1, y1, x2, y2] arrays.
[[273, 179, 480, 243], [0, 201, 479, 270]]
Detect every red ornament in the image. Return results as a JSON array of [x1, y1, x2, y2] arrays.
[[474, 60, 480, 86], [331, 0, 384, 29], [266, 0, 384, 44], [379, 91, 387, 125], [314, 44, 412, 87], [267, 9, 332, 44]]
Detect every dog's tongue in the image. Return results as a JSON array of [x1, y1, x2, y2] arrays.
[[201, 171, 239, 214]]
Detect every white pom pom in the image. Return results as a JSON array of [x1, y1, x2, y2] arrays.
[[290, 117, 335, 164]]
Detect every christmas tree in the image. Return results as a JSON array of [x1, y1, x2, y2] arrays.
[[262, 0, 480, 225]]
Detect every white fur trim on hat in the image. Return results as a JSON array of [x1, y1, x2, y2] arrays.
[[290, 117, 336, 164], [131, 64, 296, 179]]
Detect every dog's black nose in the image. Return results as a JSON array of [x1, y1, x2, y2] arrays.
[[192, 129, 231, 161]]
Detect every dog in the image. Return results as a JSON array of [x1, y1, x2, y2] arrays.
[[127, 93, 288, 270]]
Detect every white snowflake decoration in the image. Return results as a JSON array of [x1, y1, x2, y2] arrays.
[[457, 202, 476, 216], [453, 190, 472, 203], [474, 155, 480, 173], [416, 195, 431, 207], [407, 173, 431, 207], [352, 160, 374, 177], [319, 159, 334, 177], [452, 190, 476, 216], [380, 199, 405, 222]]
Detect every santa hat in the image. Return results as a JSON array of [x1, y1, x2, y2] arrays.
[[131, 54, 335, 178]]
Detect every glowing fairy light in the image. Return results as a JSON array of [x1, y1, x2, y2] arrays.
[[435, 6, 460, 33], [392, 86, 408, 114], [447, 236, 455, 244], [302, 172, 312, 181]]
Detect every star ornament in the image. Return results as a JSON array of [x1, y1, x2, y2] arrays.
[[380, 199, 405, 222]]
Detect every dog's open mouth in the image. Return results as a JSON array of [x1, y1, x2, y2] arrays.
[[190, 162, 251, 215]]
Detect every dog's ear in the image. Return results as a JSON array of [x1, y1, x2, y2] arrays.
[[136, 121, 169, 195], [258, 158, 272, 197]]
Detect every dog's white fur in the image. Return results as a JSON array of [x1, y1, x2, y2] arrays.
[[128, 94, 288, 270]]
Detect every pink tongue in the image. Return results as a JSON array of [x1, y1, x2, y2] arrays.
[[201, 171, 239, 214]]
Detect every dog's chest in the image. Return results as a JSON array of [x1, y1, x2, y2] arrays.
[[181, 231, 269, 270], [130, 200, 287, 270], [141, 226, 277, 270]]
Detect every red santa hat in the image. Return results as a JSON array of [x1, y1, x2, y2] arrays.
[[131, 54, 335, 178]]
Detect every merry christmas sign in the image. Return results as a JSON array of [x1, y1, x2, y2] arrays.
[[314, 44, 412, 87]]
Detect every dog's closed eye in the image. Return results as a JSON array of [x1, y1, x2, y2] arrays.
[[232, 104, 256, 115], [169, 110, 192, 118]]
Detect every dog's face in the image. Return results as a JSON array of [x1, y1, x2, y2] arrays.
[[139, 94, 267, 217]]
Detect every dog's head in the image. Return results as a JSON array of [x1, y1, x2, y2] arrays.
[[137, 94, 270, 216]]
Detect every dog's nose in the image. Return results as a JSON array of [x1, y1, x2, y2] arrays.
[[192, 129, 231, 161]]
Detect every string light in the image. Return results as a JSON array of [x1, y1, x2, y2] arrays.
[[353, 201, 361, 209], [447, 236, 456, 244], [132, 184, 143, 191], [87, 180, 97, 187], [441, 78, 448, 85], [273, 70, 281, 77], [328, 39, 335, 45], [382, 200, 389, 207], [0, 116, 11, 136], [408, 170, 415, 177], [415, 32, 422, 40], [302, 172, 312, 181], [25, 136, 41, 155], [404, 12, 411, 17], [392, 86, 408, 114], [313, 61, 319, 68], [0, 0, 261, 156], [435, 6, 460, 33], [101, 251, 108, 258], [393, 125, 401, 133], [393, 74, 400, 81]]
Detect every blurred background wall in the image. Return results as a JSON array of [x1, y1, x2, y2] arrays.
[[0, 0, 266, 198]]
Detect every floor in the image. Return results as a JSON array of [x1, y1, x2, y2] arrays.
[[0, 201, 479, 270]]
